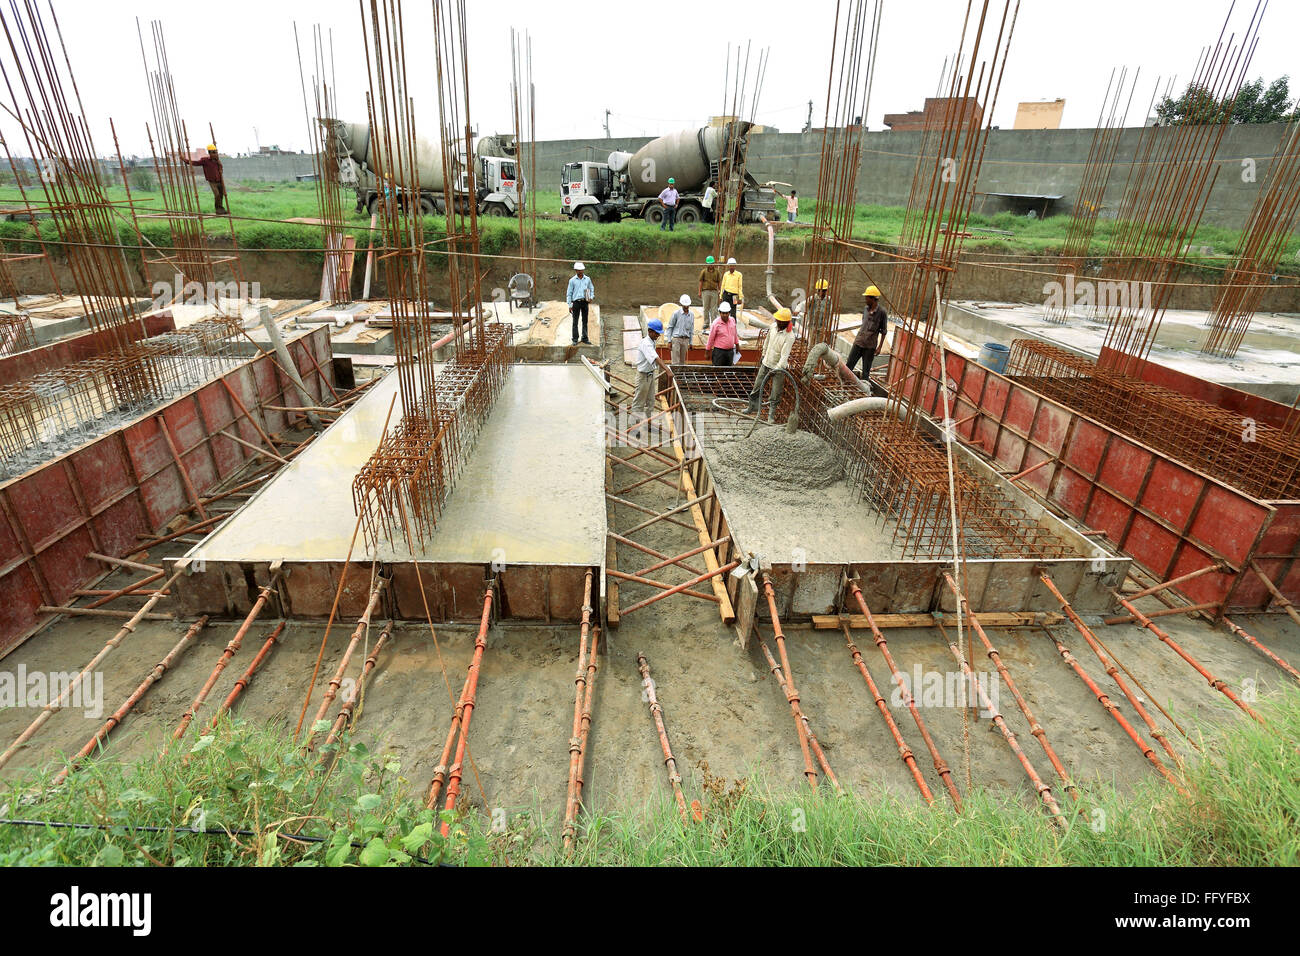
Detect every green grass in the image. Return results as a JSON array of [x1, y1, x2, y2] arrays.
[[2, 687, 1296, 866]]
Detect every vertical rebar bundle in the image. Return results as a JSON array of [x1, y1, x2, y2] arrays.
[[710, 41, 769, 265], [803, 0, 882, 346], [1098, 2, 1265, 371], [509, 28, 536, 281]]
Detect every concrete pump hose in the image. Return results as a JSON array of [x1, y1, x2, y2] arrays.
[[802, 342, 870, 394], [827, 396, 890, 421]]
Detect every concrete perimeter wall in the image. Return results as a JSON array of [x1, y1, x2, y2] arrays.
[[217, 124, 1295, 232]]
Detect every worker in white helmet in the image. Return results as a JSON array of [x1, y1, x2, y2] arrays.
[[720, 257, 743, 313], [849, 285, 887, 378], [666, 293, 694, 366], [567, 261, 595, 345]]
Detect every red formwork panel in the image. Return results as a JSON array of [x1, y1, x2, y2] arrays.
[[0, 311, 174, 383], [0, 326, 336, 658], [886, 327, 1295, 612]]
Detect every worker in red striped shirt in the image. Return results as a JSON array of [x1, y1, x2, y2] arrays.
[[184, 144, 228, 215]]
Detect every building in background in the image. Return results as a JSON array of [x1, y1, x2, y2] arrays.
[[1013, 98, 1066, 129], [882, 97, 983, 132]]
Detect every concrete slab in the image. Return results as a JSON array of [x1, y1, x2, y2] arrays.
[[193, 362, 606, 568], [945, 300, 1300, 401]]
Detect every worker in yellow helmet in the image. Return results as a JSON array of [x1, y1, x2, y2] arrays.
[[804, 277, 834, 339], [849, 284, 887, 379], [182, 143, 227, 215], [745, 307, 795, 422]]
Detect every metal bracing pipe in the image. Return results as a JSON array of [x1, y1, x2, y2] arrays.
[[1221, 616, 1300, 683], [942, 572, 1077, 801], [847, 579, 962, 809], [637, 653, 690, 823], [562, 571, 594, 850], [52, 616, 209, 786], [1115, 594, 1265, 724], [0, 567, 187, 772], [172, 574, 281, 743], [322, 621, 394, 749], [305, 577, 388, 746], [761, 573, 839, 791], [1039, 625, 1187, 794], [840, 624, 933, 805], [437, 584, 495, 824], [258, 304, 322, 431], [1123, 563, 1227, 602], [1040, 573, 1182, 766], [567, 627, 601, 852], [936, 623, 1066, 826], [207, 622, 286, 729]]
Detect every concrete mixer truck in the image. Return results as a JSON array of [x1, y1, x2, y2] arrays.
[[324, 119, 527, 218], [559, 122, 777, 224]]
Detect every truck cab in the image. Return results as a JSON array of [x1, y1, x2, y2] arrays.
[[561, 161, 618, 222], [475, 156, 525, 217]]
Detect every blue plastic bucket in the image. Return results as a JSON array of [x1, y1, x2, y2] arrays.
[[978, 342, 1010, 374]]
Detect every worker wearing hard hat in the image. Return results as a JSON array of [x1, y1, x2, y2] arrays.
[[849, 285, 888, 379], [698, 255, 722, 327], [720, 257, 743, 313], [658, 177, 680, 231], [706, 300, 739, 366], [567, 262, 595, 345], [183, 144, 227, 215], [632, 317, 674, 437], [745, 308, 795, 421], [666, 293, 695, 366], [804, 278, 834, 340]]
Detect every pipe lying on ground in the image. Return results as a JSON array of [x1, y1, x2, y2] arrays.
[[941, 573, 1076, 801], [936, 622, 1066, 826], [322, 621, 395, 749], [637, 653, 690, 823], [172, 576, 280, 743], [847, 579, 962, 809], [52, 616, 210, 786], [562, 572, 594, 850], [207, 622, 286, 730], [1038, 624, 1187, 794], [1040, 573, 1182, 766], [760, 574, 839, 791], [1115, 594, 1265, 723], [0, 567, 187, 772], [304, 578, 388, 748], [840, 624, 933, 805], [1221, 616, 1300, 683], [568, 628, 601, 850], [427, 584, 495, 828]]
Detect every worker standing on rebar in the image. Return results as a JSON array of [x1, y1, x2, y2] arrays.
[[632, 318, 673, 438], [567, 261, 595, 345], [804, 278, 834, 340], [658, 178, 679, 231], [720, 257, 744, 313], [745, 308, 795, 420], [183, 144, 228, 215], [698, 255, 721, 327], [849, 285, 887, 379], [667, 294, 694, 366], [706, 300, 739, 366]]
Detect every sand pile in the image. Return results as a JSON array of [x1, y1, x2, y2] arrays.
[[710, 427, 845, 489]]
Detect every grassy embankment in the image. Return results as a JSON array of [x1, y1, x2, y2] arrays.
[[1, 687, 1296, 866]]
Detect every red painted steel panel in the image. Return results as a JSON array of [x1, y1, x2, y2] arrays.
[[36, 525, 96, 605], [1169, 546, 1236, 606], [90, 495, 150, 557], [1123, 514, 1180, 579], [1049, 466, 1092, 517], [0, 502, 25, 567], [1063, 419, 1108, 477], [1141, 458, 1204, 531], [1257, 503, 1300, 555], [8, 466, 80, 550], [1019, 447, 1053, 496], [0, 564, 42, 652], [1084, 489, 1131, 543], [1187, 485, 1267, 565], [69, 437, 135, 512], [994, 429, 1024, 471], [1027, 402, 1070, 456], [1004, 386, 1037, 434], [1097, 439, 1149, 502]]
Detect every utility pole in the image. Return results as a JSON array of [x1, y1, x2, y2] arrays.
[[603, 109, 611, 139], [803, 100, 813, 133]]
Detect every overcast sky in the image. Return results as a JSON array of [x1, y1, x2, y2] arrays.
[[0, 0, 1293, 157]]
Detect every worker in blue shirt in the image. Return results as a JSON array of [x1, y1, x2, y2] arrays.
[[567, 261, 595, 345]]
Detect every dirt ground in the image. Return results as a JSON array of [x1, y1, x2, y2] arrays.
[[2, 318, 1299, 836]]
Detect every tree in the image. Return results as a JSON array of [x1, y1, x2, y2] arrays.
[[1154, 75, 1296, 125]]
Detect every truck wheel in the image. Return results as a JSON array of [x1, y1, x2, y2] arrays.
[[575, 206, 599, 222], [419, 196, 436, 216], [367, 195, 379, 216], [644, 204, 664, 225], [483, 204, 508, 217], [677, 203, 701, 224]]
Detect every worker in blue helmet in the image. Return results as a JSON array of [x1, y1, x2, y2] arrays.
[[632, 316, 673, 440]]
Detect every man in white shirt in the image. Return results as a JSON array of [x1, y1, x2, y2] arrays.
[[666, 293, 694, 366], [745, 308, 795, 421], [632, 318, 673, 437], [658, 178, 679, 231], [566, 261, 595, 344]]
